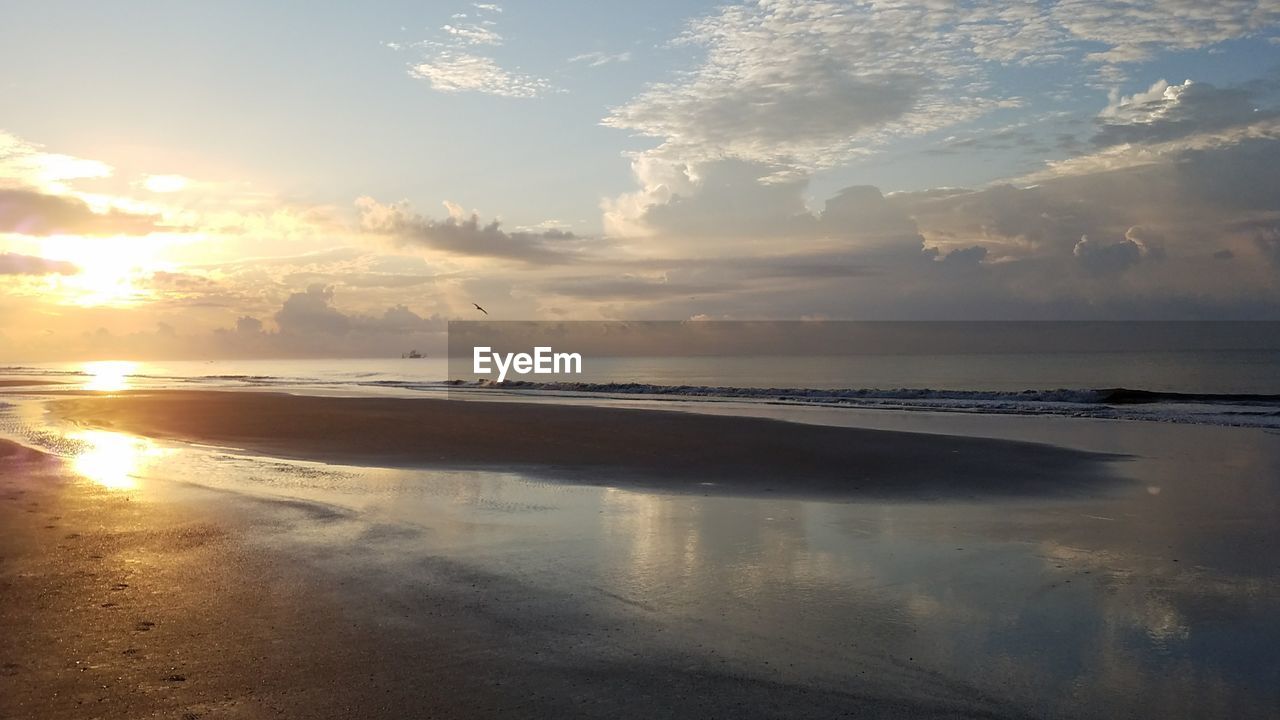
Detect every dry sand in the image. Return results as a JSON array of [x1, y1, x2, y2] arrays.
[[50, 390, 1119, 498]]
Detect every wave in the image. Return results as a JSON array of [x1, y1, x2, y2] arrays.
[[447, 380, 1280, 428], [458, 379, 1278, 405]]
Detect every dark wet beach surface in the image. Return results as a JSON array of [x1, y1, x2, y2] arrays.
[[1, 393, 1278, 718]]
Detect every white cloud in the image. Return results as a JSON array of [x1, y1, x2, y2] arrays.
[[568, 51, 631, 67], [395, 3, 551, 98], [0, 130, 112, 194], [409, 52, 551, 98], [442, 23, 502, 46], [1051, 0, 1280, 63], [603, 1, 1280, 174]]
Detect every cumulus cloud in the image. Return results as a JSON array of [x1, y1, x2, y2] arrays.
[[1073, 232, 1157, 273], [0, 188, 161, 236], [590, 125, 1280, 321], [0, 252, 78, 275], [250, 284, 447, 355], [275, 284, 353, 335], [358, 197, 578, 264], [937, 246, 989, 266], [1094, 79, 1267, 146]]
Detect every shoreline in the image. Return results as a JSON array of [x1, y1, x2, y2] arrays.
[[47, 390, 1121, 498]]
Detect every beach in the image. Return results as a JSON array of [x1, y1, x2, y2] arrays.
[[3, 388, 1279, 718], [47, 391, 1117, 497]]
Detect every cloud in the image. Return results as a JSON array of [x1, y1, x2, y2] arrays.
[[1073, 232, 1158, 273], [602, 1, 971, 173], [0, 188, 161, 236], [545, 276, 717, 301], [603, 1, 1280, 174], [593, 124, 1280, 321], [1249, 222, 1280, 268], [1094, 79, 1267, 146], [568, 51, 631, 67], [16, 286, 450, 360], [1050, 0, 1280, 64], [0, 131, 112, 193], [394, 3, 551, 98], [409, 52, 552, 98], [605, 159, 923, 247], [274, 284, 353, 335], [613, 159, 814, 239], [937, 246, 989, 266], [357, 197, 578, 264], [260, 284, 447, 354], [0, 252, 78, 275], [441, 23, 502, 46]]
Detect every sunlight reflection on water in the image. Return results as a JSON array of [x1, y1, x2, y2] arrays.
[[68, 429, 166, 490], [82, 361, 138, 392]]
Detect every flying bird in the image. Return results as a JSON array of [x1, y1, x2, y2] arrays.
[[473, 303, 489, 315]]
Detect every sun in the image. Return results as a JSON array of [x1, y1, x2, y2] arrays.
[[38, 234, 175, 307]]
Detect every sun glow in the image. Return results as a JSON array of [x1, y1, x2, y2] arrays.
[[83, 360, 138, 391], [68, 429, 166, 490], [37, 234, 177, 307]]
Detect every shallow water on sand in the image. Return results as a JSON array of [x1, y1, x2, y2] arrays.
[[2, 395, 1278, 718]]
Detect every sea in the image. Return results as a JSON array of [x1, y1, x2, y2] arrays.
[[3, 321, 1280, 428]]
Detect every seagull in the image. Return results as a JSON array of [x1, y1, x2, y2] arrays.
[[473, 303, 489, 315]]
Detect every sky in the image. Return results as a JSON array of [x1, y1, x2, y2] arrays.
[[2, 0, 1280, 360]]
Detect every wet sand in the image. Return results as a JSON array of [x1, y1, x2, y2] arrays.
[[0, 440, 516, 718], [50, 390, 1118, 497], [5, 389, 1280, 718], [0, 438, 1048, 719]]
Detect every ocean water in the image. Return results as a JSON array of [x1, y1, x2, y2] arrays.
[[4, 344, 1280, 428]]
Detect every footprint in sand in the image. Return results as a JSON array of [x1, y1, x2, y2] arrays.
[[134, 621, 155, 632]]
